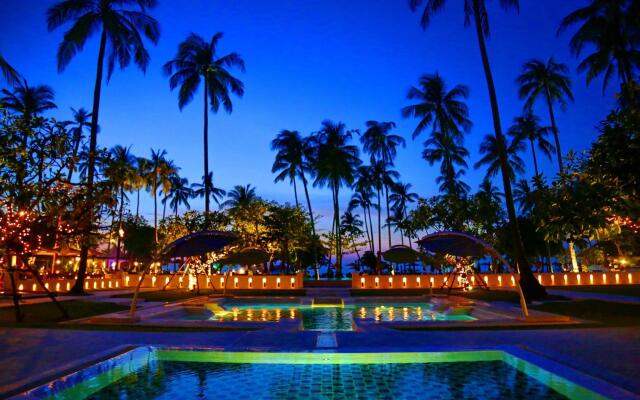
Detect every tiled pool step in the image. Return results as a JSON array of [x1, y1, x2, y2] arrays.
[[316, 332, 338, 348]]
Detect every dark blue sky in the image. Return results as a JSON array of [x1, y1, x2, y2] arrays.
[[0, 0, 616, 245]]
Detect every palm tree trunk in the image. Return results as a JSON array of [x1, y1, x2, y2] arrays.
[[361, 206, 372, 251], [334, 182, 342, 278], [376, 187, 382, 270], [367, 206, 375, 254], [300, 173, 319, 280], [293, 177, 299, 208], [71, 28, 107, 295], [544, 89, 563, 173], [135, 188, 141, 218], [203, 76, 210, 214], [115, 186, 125, 271], [568, 241, 579, 272], [529, 140, 540, 177], [162, 197, 167, 220], [385, 184, 392, 247], [472, 9, 546, 300], [153, 182, 158, 244]]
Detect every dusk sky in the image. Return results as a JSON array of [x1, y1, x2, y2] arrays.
[[0, 0, 617, 245]]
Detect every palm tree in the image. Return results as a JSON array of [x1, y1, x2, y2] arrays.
[[166, 176, 192, 216], [513, 179, 535, 215], [350, 171, 377, 254], [409, 0, 547, 299], [389, 182, 419, 246], [360, 120, 405, 248], [191, 172, 226, 208], [422, 130, 470, 194], [401, 73, 471, 141], [48, 0, 160, 294], [340, 210, 365, 267], [164, 33, 245, 214], [66, 107, 92, 182], [0, 54, 21, 86], [133, 157, 150, 218], [558, 0, 640, 91], [477, 178, 503, 204], [310, 120, 361, 277], [146, 149, 176, 243], [516, 58, 573, 172], [0, 80, 57, 123], [475, 133, 526, 182], [104, 145, 136, 267], [222, 184, 258, 209], [508, 112, 555, 177], [271, 130, 305, 207]]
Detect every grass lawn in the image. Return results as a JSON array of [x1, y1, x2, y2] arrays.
[[550, 284, 640, 297], [112, 289, 306, 302], [0, 300, 128, 326], [531, 299, 640, 326]]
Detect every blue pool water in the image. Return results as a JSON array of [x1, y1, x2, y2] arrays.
[[156, 302, 475, 331], [20, 348, 607, 400]]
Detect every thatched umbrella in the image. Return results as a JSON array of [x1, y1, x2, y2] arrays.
[[217, 247, 271, 295]]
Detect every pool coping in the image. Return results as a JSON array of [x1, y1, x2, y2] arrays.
[[7, 343, 638, 400]]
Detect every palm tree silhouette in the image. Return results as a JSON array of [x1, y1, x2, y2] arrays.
[[513, 179, 535, 215], [310, 120, 361, 277], [164, 32, 245, 214], [350, 171, 377, 254], [389, 182, 419, 247], [475, 133, 526, 182], [409, 0, 546, 299], [271, 130, 305, 207], [1, 80, 57, 123], [558, 0, 640, 91], [222, 184, 258, 209], [401, 73, 471, 141], [508, 112, 555, 177], [516, 58, 573, 172], [48, 0, 160, 293], [133, 157, 150, 218], [422, 131, 470, 195], [165, 176, 193, 216], [361, 121, 405, 248], [191, 172, 226, 209], [66, 107, 92, 182], [0, 54, 21, 86], [146, 149, 176, 243]]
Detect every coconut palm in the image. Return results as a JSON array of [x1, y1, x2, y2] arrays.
[[409, 0, 546, 298], [133, 157, 150, 218], [47, 0, 160, 293], [164, 33, 245, 214], [340, 210, 365, 266], [422, 130, 470, 194], [401, 73, 471, 142], [558, 0, 640, 91], [104, 145, 136, 266], [474, 133, 526, 182], [477, 178, 503, 204], [508, 111, 555, 177], [436, 167, 470, 196], [0, 80, 57, 122], [66, 107, 92, 182], [389, 182, 419, 247], [191, 172, 226, 208], [146, 149, 176, 243], [309, 120, 361, 276], [513, 179, 535, 215], [222, 184, 258, 209], [350, 171, 377, 254], [271, 130, 305, 207], [0, 55, 21, 86], [516, 58, 573, 172], [166, 176, 192, 216], [360, 120, 405, 247]]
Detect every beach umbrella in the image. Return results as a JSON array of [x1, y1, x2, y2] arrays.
[[382, 245, 433, 264], [161, 230, 239, 258], [416, 231, 491, 258]]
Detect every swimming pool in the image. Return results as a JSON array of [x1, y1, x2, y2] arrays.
[[16, 347, 615, 399], [150, 301, 475, 331]]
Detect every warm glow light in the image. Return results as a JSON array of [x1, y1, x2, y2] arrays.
[[374, 277, 379, 288], [563, 274, 568, 285], [290, 277, 295, 288], [18, 284, 24, 291], [602, 273, 607, 284], [402, 277, 407, 287], [615, 273, 620, 284], [388, 277, 393, 288], [276, 277, 281, 288], [628, 273, 633, 284], [416, 277, 421, 287], [497, 276, 502, 286], [262, 277, 267, 288], [589, 274, 594, 284], [234, 277, 239, 288], [249, 277, 253, 288], [360, 277, 365, 288]]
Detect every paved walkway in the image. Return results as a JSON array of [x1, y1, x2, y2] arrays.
[[548, 289, 640, 304]]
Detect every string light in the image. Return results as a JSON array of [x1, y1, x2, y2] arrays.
[[608, 215, 640, 233]]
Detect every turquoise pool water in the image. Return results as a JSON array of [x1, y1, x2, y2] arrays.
[[153, 302, 474, 331], [20, 348, 608, 400]]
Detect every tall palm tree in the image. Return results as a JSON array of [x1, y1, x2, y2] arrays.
[[475, 133, 526, 182], [508, 112, 555, 177], [513, 179, 535, 215], [0, 54, 21, 86], [104, 145, 136, 267], [133, 157, 150, 218], [166, 176, 192, 216], [389, 182, 419, 247], [401, 73, 471, 141], [191, 172, 226, 208], [66, 107, 92, 182], [408, 0, 546, 299], [164, 33, 245, 214], [0, 80, 57, 122], [310, 120, 361, 276], [340, 210, 365, 267], [271, 130, 305, 207], [422, 130, 470, 194], [477, 178, 503, 204], [360, 120, 405, 248], [516, 58, 573, 172], [146, 149, 176, 243], [48, 0, 160, 294], [558, 0, 640, 91], [222, 184, 258, 209], [350, 169, 377, 254]]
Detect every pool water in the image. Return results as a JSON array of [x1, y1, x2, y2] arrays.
[[176, 302, 475, 331], [21, 349, 607, 400]]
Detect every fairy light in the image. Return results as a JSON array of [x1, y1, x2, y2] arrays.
[[0, 202, 44, 256], [608, 215, 640, 233]]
